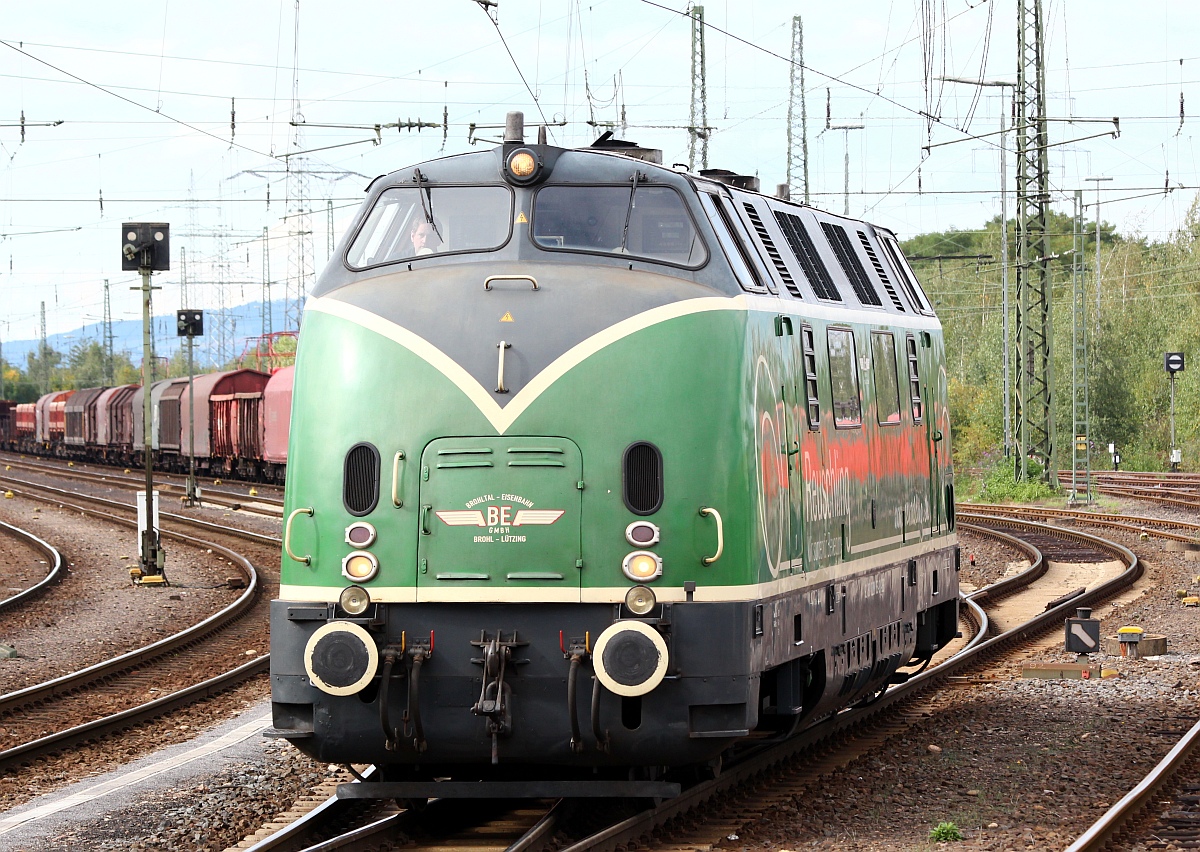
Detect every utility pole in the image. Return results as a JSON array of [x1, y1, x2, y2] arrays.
[[102, 279, 114, 385], [825, 89, 863, 217], [263, 226, 273, 340], [39, 302, 48, 396], [688, 5, 708, 172], [1014, 0, 1055, 485], [937, 77, 1015, 459], [1070, 190, 1091, 504], [285, 0, 314, 332], [327, 198, 335, 260], [1085, 176, 1112, 329], [121, 222, 170, 584], [786, 15, 810, 203]]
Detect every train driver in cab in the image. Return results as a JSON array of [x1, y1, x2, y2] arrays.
[[410, 219, 441, 256]]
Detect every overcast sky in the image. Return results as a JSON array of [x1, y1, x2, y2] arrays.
[[1, 0, 1197, 349]]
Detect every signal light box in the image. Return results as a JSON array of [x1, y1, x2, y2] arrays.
[[121, 222, 170, 271]]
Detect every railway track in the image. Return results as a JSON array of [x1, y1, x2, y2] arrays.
[[0, 521, 62, 615], [0, 474, 274, 774], [0, 453, 284, 517], [232, 511, 1137, 852]]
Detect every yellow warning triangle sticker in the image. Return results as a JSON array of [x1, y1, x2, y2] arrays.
[[515, 211, 528, 223], [500, 311, 514, 322]]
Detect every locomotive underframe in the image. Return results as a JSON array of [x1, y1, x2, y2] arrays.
[[269, 543, 958, 786]]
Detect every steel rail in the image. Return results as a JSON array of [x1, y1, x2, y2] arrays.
[[555, 513, 1138, 852], [0, 450, 286, 503], [0, 521, 63, 615], [0, 480, 263, 770], [1066, 716, 1200, 851], [0, 455, 285, 514], [0, 474, 280, 547]]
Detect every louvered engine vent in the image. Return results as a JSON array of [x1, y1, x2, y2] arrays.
[[622, 442, 664, 515], [343, 442, 381, 516]]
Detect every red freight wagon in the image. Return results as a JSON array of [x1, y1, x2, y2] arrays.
[[0, 400, 15, 443], [15, 403, 34, 438], [95, 384, 138, 449], [262, 365, 293, 465], [64, 387, 107, 447], [179, 370, 270, 474], [44, 391, 75, 443]]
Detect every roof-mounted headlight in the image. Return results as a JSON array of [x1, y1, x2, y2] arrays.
[[504, 148, 543, 185]]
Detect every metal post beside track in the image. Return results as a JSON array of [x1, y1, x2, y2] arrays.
[[122, 223, 170, 582]]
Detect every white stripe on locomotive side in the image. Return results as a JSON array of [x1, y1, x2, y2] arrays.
[[278, 532, 956, 605], [306, 290, 941, 436]]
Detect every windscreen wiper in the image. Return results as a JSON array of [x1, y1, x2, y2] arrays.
[[413, 168, 442, 240]]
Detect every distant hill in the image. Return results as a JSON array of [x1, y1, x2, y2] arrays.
[[5, 300, 293, 371]]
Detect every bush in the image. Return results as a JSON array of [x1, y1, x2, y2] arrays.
[[977, 457, 1057, 503], [929, 821, 963, 842]]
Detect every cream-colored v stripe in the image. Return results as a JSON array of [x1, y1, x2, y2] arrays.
[[306, 294, 747, 434]]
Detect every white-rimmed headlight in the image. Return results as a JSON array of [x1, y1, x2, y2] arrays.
[[342, 550, 379, 583], [622, 550, 662, 582], [625, 585, 657, 615], [304, 621, 379, 696], [339, 585, 371, 616]]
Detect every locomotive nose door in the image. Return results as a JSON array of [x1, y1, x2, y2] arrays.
[[415, 436, 583, 601]]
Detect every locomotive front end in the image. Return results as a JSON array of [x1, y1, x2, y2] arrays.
[[269, 125, 763, 794]]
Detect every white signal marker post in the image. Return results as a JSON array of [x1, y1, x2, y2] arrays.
[[1166, 352, 1185, 471]]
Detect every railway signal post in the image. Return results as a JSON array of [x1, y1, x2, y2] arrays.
[[122, 223, 170, 584], [177, 310, 204, 507], [1166, 352, 1185, 471]]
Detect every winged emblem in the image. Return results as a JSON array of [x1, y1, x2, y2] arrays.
[[434, 510, 487, 527], [512, 510, 565, 526]]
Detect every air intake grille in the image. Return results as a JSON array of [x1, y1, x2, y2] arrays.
[[622, 442, 664, 515], [343, 442, 381, 516], [821, 222, 881, 306], [857, 230, 905, 311], [773, 211, 841, 301], [742, 203, 799, 295]]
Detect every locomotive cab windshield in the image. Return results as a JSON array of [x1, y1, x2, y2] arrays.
[[346, 185, 513, 269]]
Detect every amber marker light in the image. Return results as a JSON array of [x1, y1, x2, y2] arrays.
[[504, 148, 543, 185], [622, 550, 662, 582], [625, 585, 657, 616], [339, 585, 371, 616], [342, 550, 379, 583]]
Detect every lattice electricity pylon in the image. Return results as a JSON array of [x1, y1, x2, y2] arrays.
[[688, 5, 708, 172], [787, 15, 810, 203], [1013, 0, 1056, 485]]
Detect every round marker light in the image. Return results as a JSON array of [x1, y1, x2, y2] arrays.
[[625, 585, 657, 616], [345, 522, 377, 547], [342, 550, 379, 583], [625, 521, 660, 547], [339, 585, 371, 616], [622, 550, 662, 582]]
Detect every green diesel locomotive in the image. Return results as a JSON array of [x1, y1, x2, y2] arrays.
[[269, 112, 958, 798]]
